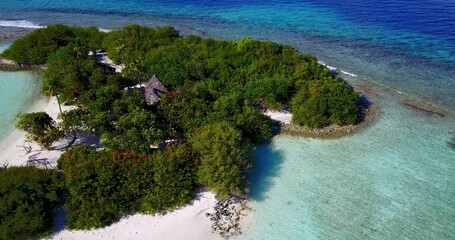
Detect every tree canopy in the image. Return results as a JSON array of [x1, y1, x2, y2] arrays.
[[15, 112, 62, 149], [189, 122, 251, 198], [58, 145, 196, 229], [1, 24, 106, 65]]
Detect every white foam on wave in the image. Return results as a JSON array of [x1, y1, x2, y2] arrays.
[[319, 60, 357, 77], [317, 60, 337, 71], [326, 65, 337, 71], [0, 20, 45, 29], [340, 70, 358, 77], [98, 28, 112, 33]]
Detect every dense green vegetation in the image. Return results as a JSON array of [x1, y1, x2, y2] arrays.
[[58, 144, 196, 229], [103, 24, 179, 66], [0, 167, 62, 240], [4, 24, 361, 231], [291, 79, 359, 128], [189, 122, 251, 198], [44, 45, 115, 104], [1, 24, 105, 65], [16, 112, 62, 149]]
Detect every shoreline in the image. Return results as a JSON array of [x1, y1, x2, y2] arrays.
[[0, 96, 74, 167], [267, 73, 452, 139], [0, 57, 46, 71], [47, 191, 250, 240], [279, 104, 379, 139], [0, 26, 33, 42], [0, 95, 49, 167]]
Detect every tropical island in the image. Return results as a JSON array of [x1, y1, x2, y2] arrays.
[[0, 24, 362, 239]]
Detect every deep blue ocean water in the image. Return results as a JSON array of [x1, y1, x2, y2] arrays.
[[0, 1, 454, 239]]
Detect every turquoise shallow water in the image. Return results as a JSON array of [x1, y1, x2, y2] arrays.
[[245, 98, 455, 239], [0, 44, 42, 140]]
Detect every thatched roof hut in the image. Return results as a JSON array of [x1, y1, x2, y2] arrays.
[[144, 75, 168, 105]]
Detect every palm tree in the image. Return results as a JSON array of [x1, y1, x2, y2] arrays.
[[128, 57, 147, 103], [44, 78, 63, 114], [73, 39, 86, 59], [129, 57, 144, 87], [116, 40, 126, 64], [51, 86, 63, 114], [117, 40, 146, 101]]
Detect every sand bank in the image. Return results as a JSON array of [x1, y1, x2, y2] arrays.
[[263, 109, 292, 125]]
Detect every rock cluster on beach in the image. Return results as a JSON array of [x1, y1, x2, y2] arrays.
[[279, 105, 377, 138], [206, 195, 249, 238], [0, 58, 45, 71]]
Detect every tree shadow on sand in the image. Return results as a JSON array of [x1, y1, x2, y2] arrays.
[[73, 132, 102, 148], [46, 203, 68, 239], [52, 131, 102, 151], [248, 143, 285, 202]]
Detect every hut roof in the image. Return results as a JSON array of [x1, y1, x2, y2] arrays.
[[144, 75, 168, 105]]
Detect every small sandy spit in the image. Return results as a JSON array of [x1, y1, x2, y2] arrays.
[[263, 109, 292, 125]]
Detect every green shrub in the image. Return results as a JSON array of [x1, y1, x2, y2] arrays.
[[1, 24, 105, 65], [0, 167, 62, 240], [141, 144, 196, 213], [244, 76, 289, 109], [189, 122, 251, 199], [291, 80, 359, 128], [16, 112, 62, 149], [58, 145, 196, 229]]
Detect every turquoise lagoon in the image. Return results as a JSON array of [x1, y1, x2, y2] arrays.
[[0, 44, 42, 141]]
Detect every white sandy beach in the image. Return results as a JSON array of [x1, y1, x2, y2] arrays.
[[0, 96, 250, 240], [0, 96, 72, 167], [263, 109, 292, 125], [47, 192, 223, 240]]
